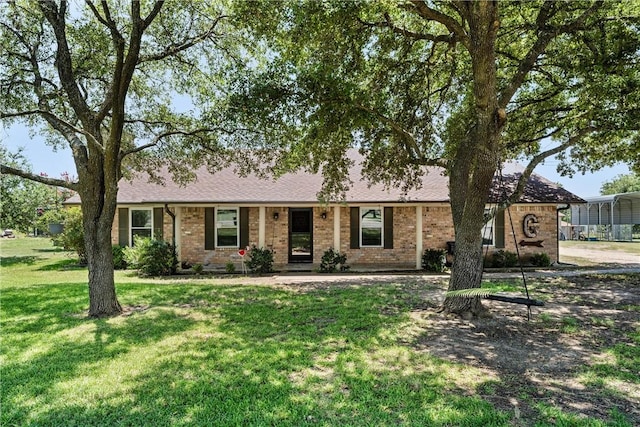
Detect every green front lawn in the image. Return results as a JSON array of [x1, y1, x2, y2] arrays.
[[1, 238, 636, 426]]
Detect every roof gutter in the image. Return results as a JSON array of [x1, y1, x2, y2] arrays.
[[164, 204, 177, 267]]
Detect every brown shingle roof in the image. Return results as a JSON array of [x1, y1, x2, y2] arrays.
[[66, 152, 583, 204]]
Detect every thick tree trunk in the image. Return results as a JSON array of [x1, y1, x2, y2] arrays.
[[80, 166, 122, 317], [442, 202, 492, 319], [441, 2, 504, 318], [84, 214, 121, 317]]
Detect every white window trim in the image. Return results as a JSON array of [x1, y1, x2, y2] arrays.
[[130, 208, 153, 246], [482, 207, 495, 247], [215, 207, 239, 248], [360, 206, 384, 248]]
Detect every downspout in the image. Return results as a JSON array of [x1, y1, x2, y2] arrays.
[[165, 204, 177, 269], [557, 204, 571, 264]]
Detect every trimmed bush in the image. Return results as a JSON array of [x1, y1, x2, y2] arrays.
[[422, 249, 446, 272], [530, 252, 551, 267], [491, 250, 519, 268], [320, 248, 349, 273], [112, 245, 127, 270], [246, 245, 274, 274], [124, 236, 177, 277]]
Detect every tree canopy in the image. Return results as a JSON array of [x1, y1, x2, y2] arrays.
[[601, 172, 640, 195], [226, 0, 640, 316], [0, 1, 244, 316], [227, 1, 639, 190], [0, 143, 73, 233]]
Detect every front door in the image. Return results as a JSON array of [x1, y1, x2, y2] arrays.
[[289, 208, 313, 263]]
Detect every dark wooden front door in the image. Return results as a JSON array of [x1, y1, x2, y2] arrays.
[[289, 208, 313, 263]]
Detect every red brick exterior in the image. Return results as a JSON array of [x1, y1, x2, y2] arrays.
[[111, 203, 559, 269], [422, 205, 456, 250]]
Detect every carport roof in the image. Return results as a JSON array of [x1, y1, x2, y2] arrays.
[[571, 191, 640, 225], [580, 191, 640, 205]]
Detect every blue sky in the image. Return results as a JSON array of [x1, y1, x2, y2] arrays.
[[1, 121, 630, 198]]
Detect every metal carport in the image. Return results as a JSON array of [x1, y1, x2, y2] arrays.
[[570, 191, 640, 241]]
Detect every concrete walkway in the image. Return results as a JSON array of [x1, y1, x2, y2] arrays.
[[223, 264, 640, 286]]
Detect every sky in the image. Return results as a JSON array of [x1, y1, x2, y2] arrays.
[[1, 121, 631, 198]]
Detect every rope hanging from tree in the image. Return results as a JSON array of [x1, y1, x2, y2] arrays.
[[480, 161, 545, 319]]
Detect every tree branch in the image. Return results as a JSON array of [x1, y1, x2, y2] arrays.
[[142, 1, 164, 30], [406, 1, 470, 49], [119, 127, 226, 158], [139, 16, 227, 63], [39, 0, 94, 127], [499, 1, 603, 108], [1, 109, 104, 154], [498, 127, 594, 210], [0, 164, 79, 191], [357, 14, 453, 43]]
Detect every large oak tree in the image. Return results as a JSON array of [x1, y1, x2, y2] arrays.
[[227, 0, 639, 317], [1, 1, 240, 316]]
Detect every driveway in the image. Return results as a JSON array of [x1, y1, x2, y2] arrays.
[[559, 244, 640, 266]]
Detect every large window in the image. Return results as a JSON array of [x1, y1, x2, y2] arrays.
[[481, 208, 495, 246], [131, 209, 152, 245], [216, 208, 239, 247], [360, 207, 383, 247]]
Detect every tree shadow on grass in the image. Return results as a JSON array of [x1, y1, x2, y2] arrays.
[[37, 258, 86, 271], [34, 247, 67, 253], [0, 255, 40, 267], [1, 306, 197, 426], [413, 272, 640, 426], [3, 284, 511, 426]]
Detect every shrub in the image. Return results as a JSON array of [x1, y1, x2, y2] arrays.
[[422, 248, 446, 272], [245, 245, 274, 274], [491, 250, 519, 268], [36, 208, 65, 235], [225, 261, 236, 273], [51, 207, 86, 265], [193, 263, 204, 275], [112, 245, 127, 270], [320, 248, 349, 273], [124, 236, 177, 277], [530, 252, 551, 267]]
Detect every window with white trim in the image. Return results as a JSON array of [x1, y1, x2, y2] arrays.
[[481, 208, 495, 246], [216, 208, 239, 247], [360, 207, 383, 247], [131, 208, 152, 245]]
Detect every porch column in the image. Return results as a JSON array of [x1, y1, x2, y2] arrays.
[[333, 206, 340, 250], [175, 207, 182, 263], [416, 205, 423, 270], [259, 206, 266, 247]]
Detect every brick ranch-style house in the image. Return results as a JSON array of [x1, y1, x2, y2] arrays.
[[66, 153, 584, 271]]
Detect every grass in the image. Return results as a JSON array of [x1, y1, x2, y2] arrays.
[[1, 237, 637, 426], [560, 240, 640, 256]]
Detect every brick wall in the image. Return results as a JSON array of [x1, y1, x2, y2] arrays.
[[312, 207, 334, 262], [264, 207, 289, 265], [180, 207, 207, 264], [422, 205, 455, 251], [111, 209, 119, 245], [340, 206, 416, 268], [417, 204, 559, 263], [503, 205, 558, 262], [110, 203, 559, 269]]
